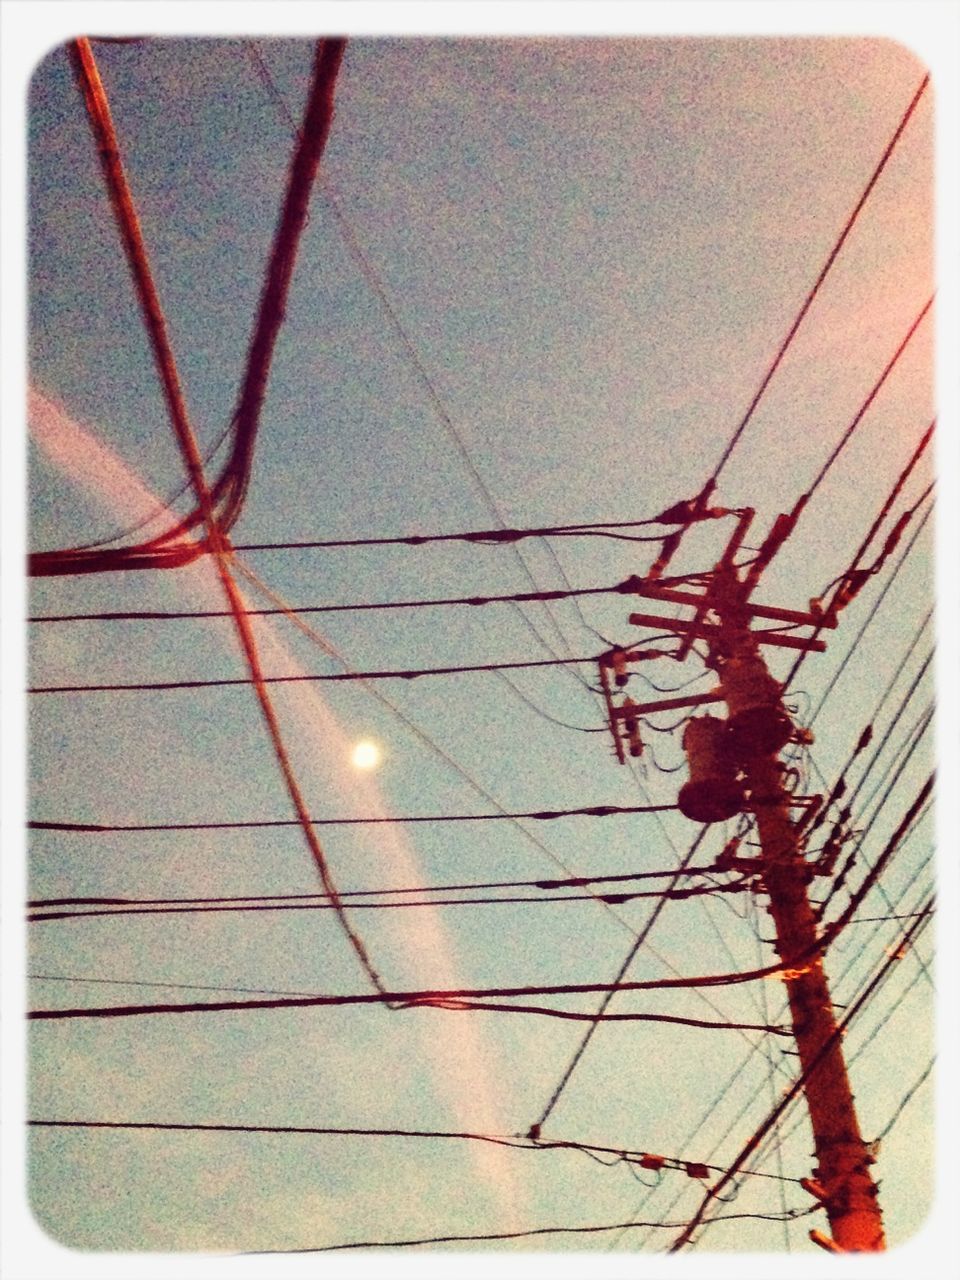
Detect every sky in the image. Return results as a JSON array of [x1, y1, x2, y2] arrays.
[[5, 6, 960, 1279]]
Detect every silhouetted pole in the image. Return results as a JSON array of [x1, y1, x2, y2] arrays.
[[711, 566, 885, 1252]]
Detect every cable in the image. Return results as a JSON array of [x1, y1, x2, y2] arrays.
[[28, 801, 677, 833], [617, 777, 934, 1249], [28, 879, 750, 924], [816, 714, 933, 924], [233, 517, 672, 551], [699, 74, 929, 495], [27, 651, 611, 695], [27, 944, 853, 1021], [488, 668, 605, 732], [28, 990, 788, 1032], [806, 316, 932, 507], [246, 40, 599, 672], [25, 1118, 800, 1185], [782, 414, 934, 692], [745, 309, 933, 590], [873, 1057, 935, 1144], [26, 862, 738, 907], [806, 500, 933, 724], [242, 1206, 819, 1254], [530, 827, 709, 1133], [27, 574, 667, 625], [226, 556, 781, 1053], [30, 38, 346, 576]]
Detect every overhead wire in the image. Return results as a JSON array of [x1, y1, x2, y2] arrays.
[[242, 38, 599, 683], [27, 651, 615, 695], [659, 70, 929, 563], [615, 775, 934, 1248], [27, 573, 681, 625], [24, 1118, 802, 1186], [27, 861, 735, 907], [28, 801, 678, 833], [233, 517, 674, 551], [528, 827, 710, 1135], [241, 1205, 820, 1254], [37, 37, 391, 999]]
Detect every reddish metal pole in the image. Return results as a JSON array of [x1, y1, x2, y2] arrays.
[[712, 569, 885, 1252]]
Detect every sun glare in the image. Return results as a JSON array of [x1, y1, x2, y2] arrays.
[[351, 740, 381, 770]]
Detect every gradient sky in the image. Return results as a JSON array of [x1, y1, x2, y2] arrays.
[[23, 31, 940, 1269]]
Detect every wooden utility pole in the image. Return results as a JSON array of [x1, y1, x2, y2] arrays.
[[710, 566, 885, 1252]]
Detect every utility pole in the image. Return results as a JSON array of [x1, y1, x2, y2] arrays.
[[709, 564, 885, 1253], [601, 522, 885, 1251]]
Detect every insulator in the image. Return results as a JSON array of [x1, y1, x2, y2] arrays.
[[611, 649, 629, 687], [677, 715, 743, 823], [722, 654, 792, 758], [638, 1154, 666, 1171], [621, 698, 643, 758], [684, 1162, 710, 1180]]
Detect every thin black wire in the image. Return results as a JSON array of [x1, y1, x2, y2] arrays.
[[242, 1206, 820, 1253], [806, 500, 933, 723], [804, 311, 932, 505], [874, 1058, 935, 1143], [27, 651, 610, 695], [666, 901, 933, 1251], [29, 934, 863, 1019], [244, 38, 599, 677], [28, 879, 748, 923], [703, 73, 929, 488], [530, 828, 709, 1132], [765, 904, 934, 1160], [25, 1118, 800, 1185], [488, 668, 605, 732], [28, 801, 677, 834], [26, 861, 735, 907], [227, 560, 711, 976], [234, 521, 671, 552], [26, 575, 672, 625]]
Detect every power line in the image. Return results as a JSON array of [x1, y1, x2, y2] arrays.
[[873, 1057, 935, 1144], [665, 898, 933, 1251], [744, 305, 933, 589], [530, 827, 709, 1134], [27, 650, 619, 695], [226, 558, 700, 963], [47, 36, 390, 1001], [617, 776, 935, 1249], [28, 879, 749, 924], [30, 39, 346, 576], [242, 1206, 819, 1254], [232, 516, 674, 551], [26, 575, 685, 625], [805, 499, 933, 723], [28, 800, 677, 833], [27, 949, 840, 1021], [25, 1118, 801, 1184], [29, 995, 787, 1034], [698, 73, 929, 493], [243, 39, 611, 675]]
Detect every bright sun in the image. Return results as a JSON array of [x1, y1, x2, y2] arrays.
[[351, 740, 381, 770]]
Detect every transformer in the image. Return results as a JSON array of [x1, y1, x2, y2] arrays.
[[677, 715, 743, 822], [721, 654, 792, 758]]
